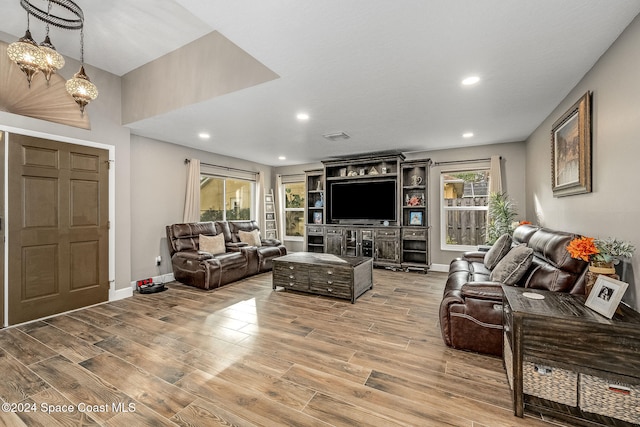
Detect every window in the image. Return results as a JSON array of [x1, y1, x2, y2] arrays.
[[200, 176, 254, 221], [441, 169, 490, 251], [283, 181, 305, 238]]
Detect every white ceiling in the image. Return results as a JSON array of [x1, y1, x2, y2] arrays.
[[2, 1, 640, 166]]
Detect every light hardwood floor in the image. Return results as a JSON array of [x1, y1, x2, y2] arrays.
[[0, 269, 571, 426]]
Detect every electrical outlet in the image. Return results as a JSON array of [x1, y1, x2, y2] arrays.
[[155, 256, 161, 266]]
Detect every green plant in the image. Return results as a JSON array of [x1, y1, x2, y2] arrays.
[[486, 192, 518, 244]]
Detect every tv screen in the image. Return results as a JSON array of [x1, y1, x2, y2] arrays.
[[329, 180, 396, 223]]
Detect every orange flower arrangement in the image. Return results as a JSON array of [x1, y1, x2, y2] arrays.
[[566, 236, 599, 262]]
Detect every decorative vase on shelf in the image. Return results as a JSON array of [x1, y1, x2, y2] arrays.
[[585, 261, 618, 297]]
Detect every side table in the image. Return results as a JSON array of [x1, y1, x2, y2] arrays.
[[502, 285, 640, 426]]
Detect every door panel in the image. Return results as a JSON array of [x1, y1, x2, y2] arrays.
[[8, 134, 109, 325], [0, 131, 4, 327]]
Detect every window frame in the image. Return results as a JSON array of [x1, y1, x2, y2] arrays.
[[280, 178, 305, 241], [200, 173, 256, 222], [440, 167, 490, 252]]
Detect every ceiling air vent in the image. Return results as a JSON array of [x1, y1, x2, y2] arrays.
[[322, 131, 351, 141]]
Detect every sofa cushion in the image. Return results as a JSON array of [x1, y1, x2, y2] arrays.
[[199, 233, 226, 255], [490, 244, 534, 286], [239, 229, 262, 247], [484, 233, 512, 270]]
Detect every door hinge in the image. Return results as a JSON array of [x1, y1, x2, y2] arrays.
[[107, 221, 111, 229]]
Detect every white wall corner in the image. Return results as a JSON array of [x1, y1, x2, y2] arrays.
[[110, 285, 133, 301]]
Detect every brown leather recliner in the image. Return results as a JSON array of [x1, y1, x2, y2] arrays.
[[225, 220, 287, 273], [439, 224, 588, 356]]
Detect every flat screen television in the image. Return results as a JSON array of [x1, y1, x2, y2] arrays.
[[329, 180, 396, 223]]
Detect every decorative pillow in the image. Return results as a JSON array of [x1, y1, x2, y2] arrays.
[[199, 233, 226, 255], [490, 244, 534, 286], [238, 229, 262, 247], [484, 233, 513, 270]]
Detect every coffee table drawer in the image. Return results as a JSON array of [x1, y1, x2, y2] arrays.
[[309, 265, 351, 299], [273, 262, 309, 291]]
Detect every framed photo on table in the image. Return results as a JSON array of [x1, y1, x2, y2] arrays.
[[585, 275, 628, 319], [551, 91, 592, 197]]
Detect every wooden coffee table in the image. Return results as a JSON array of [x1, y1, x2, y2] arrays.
[[272, 252, 373, 303]]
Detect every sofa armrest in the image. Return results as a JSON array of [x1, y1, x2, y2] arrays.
[[174, 251, 213, 261], [460, 282, 504, 301], [462, 251, 487, 263], [261, 238, 282, 246], [226, 242, 249, 252]]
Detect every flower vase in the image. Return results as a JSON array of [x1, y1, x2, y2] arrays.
[[585, 261, 618, 297]]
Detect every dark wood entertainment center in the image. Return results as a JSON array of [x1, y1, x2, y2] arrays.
[[305, 153, 431, 272]]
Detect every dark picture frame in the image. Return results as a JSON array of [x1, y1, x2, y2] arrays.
[[551, 91, 592, 197]]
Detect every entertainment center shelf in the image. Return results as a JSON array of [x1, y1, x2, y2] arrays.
[[305, 154, 431, 272]]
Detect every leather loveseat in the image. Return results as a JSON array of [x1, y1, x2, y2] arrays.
[[166, 221, 287, 290], [439, 224, 588, 356]]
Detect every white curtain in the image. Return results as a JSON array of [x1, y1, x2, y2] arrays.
[[276, 174, 283, 239], [256, 171, 265, 230], [183, 159, 201, 222], [489, 155, 503, 194]]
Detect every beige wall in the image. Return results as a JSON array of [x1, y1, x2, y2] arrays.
[[130, 135, 274, 281], [525, 14, 640, 310], [407, 142, 527, 266]]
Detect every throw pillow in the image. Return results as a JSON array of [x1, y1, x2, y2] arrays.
[[484, 233, 513, 270], [238, 229, 262, 247], [199, 233, 226, 255], [490, 244, 534, 286]]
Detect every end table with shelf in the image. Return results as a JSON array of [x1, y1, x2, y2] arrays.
[[502, 285, 640, 426]]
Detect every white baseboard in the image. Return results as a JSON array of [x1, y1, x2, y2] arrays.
[[430, 263, 450, 273], [110, 286, 133, 301]]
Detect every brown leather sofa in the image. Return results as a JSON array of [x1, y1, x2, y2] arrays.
[[439, 224, 588, 356], [225, 220, 287, 272], [166, 221, 287, 290]]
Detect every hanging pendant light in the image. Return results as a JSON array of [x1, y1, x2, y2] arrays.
[[7, 13, 45, 87], [8, 0, 97, 113], [65, 28, 98, 115], [38, 1, 65, 84]]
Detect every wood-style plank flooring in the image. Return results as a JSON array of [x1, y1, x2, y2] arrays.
[[0, 269, 572, 426]]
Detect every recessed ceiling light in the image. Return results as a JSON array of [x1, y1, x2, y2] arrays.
[[278, 156, 286, 160], [296, 113, 310, 121], [462, 76, 480, 86], [198, 132, 210, 139], [463, 132, 474, 138]]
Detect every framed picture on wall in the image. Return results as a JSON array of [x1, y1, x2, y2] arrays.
[[551, 91, 592, 197]]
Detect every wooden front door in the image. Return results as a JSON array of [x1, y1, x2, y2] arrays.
[[0, 131, 4, 327], [8, 133, 109, 325]]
